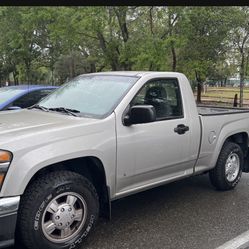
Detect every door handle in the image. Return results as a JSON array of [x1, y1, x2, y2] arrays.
[[174, 124, 189, 135]]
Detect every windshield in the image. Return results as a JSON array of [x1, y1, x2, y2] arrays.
[[0, 87, 24, 105], [39, 75, 139, 118]]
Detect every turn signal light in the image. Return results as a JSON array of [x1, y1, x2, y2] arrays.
[[0, 173, 5, 186], [0, 151, 12, 163]]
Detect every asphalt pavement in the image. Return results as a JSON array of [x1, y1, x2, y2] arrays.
[[11, 173, 249, 249]]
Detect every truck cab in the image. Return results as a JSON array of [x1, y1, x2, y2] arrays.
[[0, 72, 249, 249]]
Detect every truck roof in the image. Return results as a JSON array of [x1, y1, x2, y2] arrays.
[[82, 71, 184, 77]]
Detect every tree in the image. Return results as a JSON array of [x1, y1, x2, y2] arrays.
[[179, 7, 234, 103], [0, 7, 43, 84], [230, 7, 249, 107], [0, 6, 247, 91]]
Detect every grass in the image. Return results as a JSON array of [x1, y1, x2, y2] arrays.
[[194, 86, 249, 107]]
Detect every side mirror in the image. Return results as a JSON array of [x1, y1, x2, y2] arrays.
[[124, 105, 156, 126], [7, 106, 21, 110]]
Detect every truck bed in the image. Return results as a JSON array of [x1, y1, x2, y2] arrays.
[[198, 105, 249, 116]]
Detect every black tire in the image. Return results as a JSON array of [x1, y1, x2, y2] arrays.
[[209, 142, 243, 191], [16, 170, 99, 249]]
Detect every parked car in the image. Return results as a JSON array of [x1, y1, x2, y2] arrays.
[[1, 72, 249, 249], [233, 83, 240, 87], [0, 85, 58, 111]]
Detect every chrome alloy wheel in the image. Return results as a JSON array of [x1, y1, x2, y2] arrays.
[[225, 152, 240, 182], [41, 192, 87, 243]]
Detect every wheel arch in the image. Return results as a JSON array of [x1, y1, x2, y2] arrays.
[[211, 132, 249, 172], [225, 132, 248, 156], [22, 156, 111, 219]]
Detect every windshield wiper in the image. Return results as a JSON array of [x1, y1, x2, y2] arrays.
[[28, 104, 49, 112], [48, 107, 80, 117]]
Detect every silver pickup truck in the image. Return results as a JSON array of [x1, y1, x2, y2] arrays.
[[1, 72, 249, 249]]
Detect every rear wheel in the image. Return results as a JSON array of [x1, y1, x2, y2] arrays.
[[209, 142, 243, 190], [17, 170, 99, 249]]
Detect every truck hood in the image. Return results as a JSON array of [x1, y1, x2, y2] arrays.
[[0, 109, 103, 149]]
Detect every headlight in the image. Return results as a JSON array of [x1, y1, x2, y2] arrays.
[[0, 150, 12, 190]]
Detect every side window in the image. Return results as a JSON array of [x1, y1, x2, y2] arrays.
[[13, 89, 54, 108], [131, 78, 183, 120]]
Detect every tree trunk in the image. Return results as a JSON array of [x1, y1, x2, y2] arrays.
[[72, 57, 75, 78], [197, 82, 202, 103], [26, 67, 30, 85], [13, 68, 18, 85], [114, 7, 132, 70], [114, 7, 129, 43], [69, 56, 75, 79], [90, 63, 96, 73], [240, 54, 245, 107], [167, 11, 177, 72], [149, 7, 154, 35], [51, 68, 54, 86], [195, 70, 202, 103], [24, 59, 31, 84], [97, 31, 119, 71], [110, 60, 119, 71], [233, 93, 238, 107], [171, 41, 176, 72], [245, 52, 249, 77]]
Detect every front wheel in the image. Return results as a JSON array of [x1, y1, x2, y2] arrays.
[[17, 170, 99, 249], [209, 142, 243, 190]]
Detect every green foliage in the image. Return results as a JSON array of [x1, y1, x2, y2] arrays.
[[0, 6, 247, 93], [54, 51, 96, 84]]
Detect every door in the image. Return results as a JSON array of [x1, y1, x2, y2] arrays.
[[116, 78, 194, 194]]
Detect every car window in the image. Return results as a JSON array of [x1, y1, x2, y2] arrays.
[[12, 89, 55, 108], [0, 88, 25, 105], [131, 78, 183, 120]]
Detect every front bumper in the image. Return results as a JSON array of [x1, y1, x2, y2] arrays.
[[0, 196, 20, 248]]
